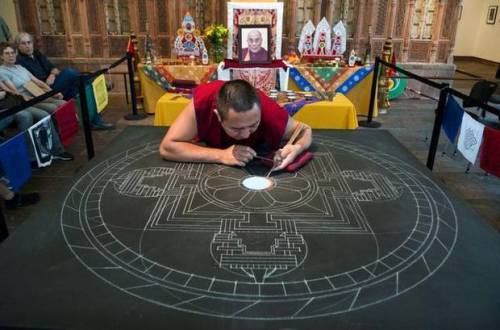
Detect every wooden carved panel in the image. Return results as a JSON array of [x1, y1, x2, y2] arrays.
[[394, 0, 407, 38], [72, 36, 85, 57], [69, 0, 81, 33], [437, 41, 449, 62], [136, 36, 146, 56], [109, 36, 129, 57], [158, 37, 170, 57], [441, 1, 457, 39], [138, 0, 148, 33], [17, 1, 39, 34], [408, 41, 431, 62], [392, 40, 403, 60], [375, 0, 389, 36], [91, 36, 103, 57], [87, 0, 100, 33], [157, 0, 168, 33], [41, 35, 66, 57], [372, 39, 385, 58]]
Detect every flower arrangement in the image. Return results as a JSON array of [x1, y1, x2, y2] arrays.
[[204, 24, 229, 63]]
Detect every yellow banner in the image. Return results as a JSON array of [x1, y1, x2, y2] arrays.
[[92, 74, 108, 113]]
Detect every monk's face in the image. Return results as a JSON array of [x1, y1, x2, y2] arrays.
[[217, 104, 261, 140], [247, 30, 263, 53]]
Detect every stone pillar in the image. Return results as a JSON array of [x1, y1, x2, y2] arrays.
[[401, 0, 416, 62], [313, 0, 322, 24], [288, 0, 298, 52], [430, 0, 447, 63]]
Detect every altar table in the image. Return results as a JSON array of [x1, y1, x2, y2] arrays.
[[154, 92, 358, 129]]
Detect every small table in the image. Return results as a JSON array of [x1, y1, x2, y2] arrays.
[[154, 92, 358, 129]]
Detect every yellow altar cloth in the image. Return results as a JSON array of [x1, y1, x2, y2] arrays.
[[154, 92, 357, 129], [140, 63, 376, 119], [138, 63, 217, 114]]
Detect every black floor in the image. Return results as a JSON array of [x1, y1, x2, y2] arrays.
[[3, 58, 500, 237]]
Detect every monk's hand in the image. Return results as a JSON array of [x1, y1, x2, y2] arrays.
[[221, 145, 256, 166], [272, 144, 301, 171]]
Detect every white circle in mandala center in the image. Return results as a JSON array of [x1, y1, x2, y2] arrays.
[[241, 176, 274, 191]]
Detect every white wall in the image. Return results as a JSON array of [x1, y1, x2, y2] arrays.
[[455, 0, 500, 62], [1, 0, 18, 38]]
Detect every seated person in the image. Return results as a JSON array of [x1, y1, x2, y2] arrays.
[[0, 180, 39, 209], [160, 80, 312, 170], [241, 30, 269, 62], [0, 43, 65, 113], [0, 44, 73, 161], [15, 33, 114, 130]]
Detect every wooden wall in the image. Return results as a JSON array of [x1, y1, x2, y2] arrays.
[[13, 0, 462, 65]]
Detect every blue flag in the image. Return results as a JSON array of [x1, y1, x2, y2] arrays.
[[442, 95, 464, 142], [0, 133, 32, 192]]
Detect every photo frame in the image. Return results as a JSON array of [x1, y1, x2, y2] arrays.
[[486, 5, 497, 24], [238, 25, 271, 64]]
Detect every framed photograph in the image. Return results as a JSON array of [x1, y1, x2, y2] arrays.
[[486, 5, 498, 24], [238, 25, 271, 64]]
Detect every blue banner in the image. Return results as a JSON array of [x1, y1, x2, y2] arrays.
[[289, 67, 315, 92], [442, 95, 464, 142], [336, 66, 373, 94], [0, 133, 32, 192]]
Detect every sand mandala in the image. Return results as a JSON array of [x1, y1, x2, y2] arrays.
[[61, 134, 458, 320], [241, 176, 274, 190]]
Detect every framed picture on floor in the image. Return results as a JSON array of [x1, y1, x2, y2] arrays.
[[486, 5, 498, 24], [238, 25, 271, 64]]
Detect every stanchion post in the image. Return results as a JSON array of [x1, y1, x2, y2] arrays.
[[359, 56, 382, 128], [0, 207, 8, 242], [78, 75, 95, 160], [124, 52, 147, 120], [426, 86, 449, 171]]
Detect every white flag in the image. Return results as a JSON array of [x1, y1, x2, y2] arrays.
[[457, 112, 485, 164]]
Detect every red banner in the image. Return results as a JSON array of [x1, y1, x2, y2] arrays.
[[54, 99, 79, 147], [479, 126, 500, 177]]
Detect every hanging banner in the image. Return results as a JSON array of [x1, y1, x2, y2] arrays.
[[442, 95, 464, 142], [92, 74, 108, 113], [54, 99, 79, 147], [479, 126, 500, 177], [0, 133, 31, 192], [457, 112, 485, 164]]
